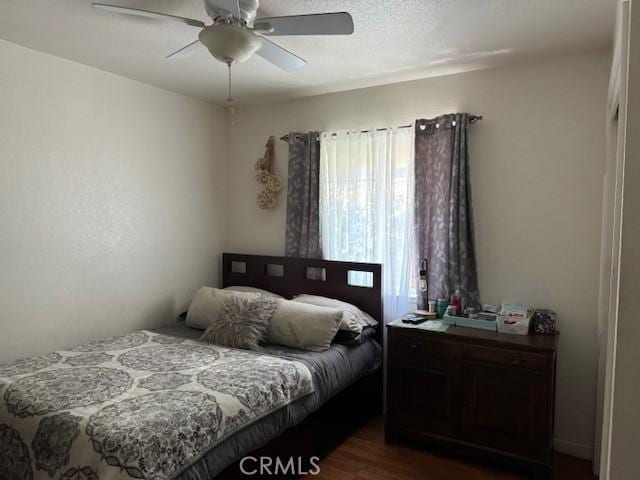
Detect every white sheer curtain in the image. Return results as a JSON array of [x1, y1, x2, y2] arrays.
[[320, 127, 415, 322]]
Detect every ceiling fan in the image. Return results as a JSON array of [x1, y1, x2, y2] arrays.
[[92, 0, 354, 100]]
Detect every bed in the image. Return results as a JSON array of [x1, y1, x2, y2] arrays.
[[0, 253, 383, 480]]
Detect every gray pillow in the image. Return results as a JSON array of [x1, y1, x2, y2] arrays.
[[333, 326, 378, 346], [200, 294, 278, 350], [293, 294, 378, 334]]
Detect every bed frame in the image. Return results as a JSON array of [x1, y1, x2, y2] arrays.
[[217, 253, 384, 479]]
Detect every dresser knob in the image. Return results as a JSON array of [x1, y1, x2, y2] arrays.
[[510, 357, 521, 365], [410, 343, 417, 349]]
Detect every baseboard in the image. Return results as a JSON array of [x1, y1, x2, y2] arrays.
[[554, 437, 594, 460]]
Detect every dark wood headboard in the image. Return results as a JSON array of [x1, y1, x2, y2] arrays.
[[222, 253, 384, 340]]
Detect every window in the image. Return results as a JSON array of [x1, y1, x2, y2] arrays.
[[319, 128, 416, 319]]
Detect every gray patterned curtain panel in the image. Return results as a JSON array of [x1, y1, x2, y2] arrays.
[[414, 114, 480, 309], [285, 132, 322, 258]]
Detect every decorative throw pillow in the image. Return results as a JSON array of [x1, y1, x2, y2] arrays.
[[200, 295, 278, 350], [266, 300, 343, 352], [224, 286, 283, 299], [293, 294, 378, 334], [186, 287, 260, 330]]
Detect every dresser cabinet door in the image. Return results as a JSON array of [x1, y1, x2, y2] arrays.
[[460, 362, 552, 460], [387, 333, 459, 438]]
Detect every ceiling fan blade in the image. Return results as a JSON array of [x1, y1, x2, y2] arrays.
[[166, 40, 202, 60], [256, 37, 307, 72], [255, 12, 354, 36], [91, 2, 206, 28]]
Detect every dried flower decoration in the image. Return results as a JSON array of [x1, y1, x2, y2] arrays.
[[257, 190, 277, 210], [255, 137, 281, 210], [265, 174, 282, 193], [255, 170, 271, 185]]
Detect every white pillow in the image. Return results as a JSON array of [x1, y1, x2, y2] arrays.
[[266, 299, 342, 352], [293, 294, 378, 334], [186, 287, 260, 330], [224, 286, 283, 299]]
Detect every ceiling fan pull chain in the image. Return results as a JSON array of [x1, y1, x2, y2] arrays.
[[226, 60, 233, 105]]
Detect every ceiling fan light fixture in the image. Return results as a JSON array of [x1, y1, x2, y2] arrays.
[[198, 24, 261, 64]]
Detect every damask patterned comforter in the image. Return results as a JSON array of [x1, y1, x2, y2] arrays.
[[0, 330, 314, 480]]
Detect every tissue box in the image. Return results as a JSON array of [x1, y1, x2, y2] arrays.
[[497, 304, 532, 335], [532, 309, 556, 335], [497, 314, 531, 335]]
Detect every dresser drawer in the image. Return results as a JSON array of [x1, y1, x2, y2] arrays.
[[462, 344, 549, 372], [389, 328, 463, 364]]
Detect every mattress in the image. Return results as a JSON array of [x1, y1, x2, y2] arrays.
[[1, 330, 319, 480], [152, 321, 382, 479], [0, 322, 381, 480]]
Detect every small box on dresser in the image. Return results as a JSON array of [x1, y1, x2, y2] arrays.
[[385, 320, 558, 480], [532, 309, 557, 335]]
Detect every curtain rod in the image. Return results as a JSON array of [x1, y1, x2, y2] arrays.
[[279, 115, 482, 142]]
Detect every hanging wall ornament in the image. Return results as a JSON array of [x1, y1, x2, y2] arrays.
[[265, 174, 282, 193], [255, 169, 271, 185], [257, 190, 277, 210], [255, 137, 282, 210]]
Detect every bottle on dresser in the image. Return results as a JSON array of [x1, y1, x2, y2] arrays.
[[449, 286, 463, 316]]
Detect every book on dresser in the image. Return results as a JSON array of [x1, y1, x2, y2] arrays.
[[385, 320, 558, 480]]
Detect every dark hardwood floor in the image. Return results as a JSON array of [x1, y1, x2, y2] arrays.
[[313, 417, 595, 480]]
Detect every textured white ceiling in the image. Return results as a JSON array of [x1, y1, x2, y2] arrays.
[[0, 0, 615, 105]]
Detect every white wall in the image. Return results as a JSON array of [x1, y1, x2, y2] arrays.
[[225, 50, 610, 458], [0, 39, 227, 362]]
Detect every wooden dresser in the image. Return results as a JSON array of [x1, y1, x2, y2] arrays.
[[385, 321, 558, 479]]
